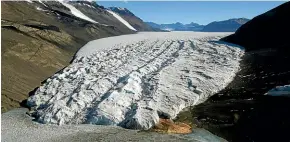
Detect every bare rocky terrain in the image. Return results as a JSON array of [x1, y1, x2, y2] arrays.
[[1, 1, 153, 112], [1, 108, 226, 142]]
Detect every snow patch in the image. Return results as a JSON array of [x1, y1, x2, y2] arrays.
[[59, 1, 98, 23], [83, 3, 93, 8], [117, 7, 126, 11], [265, 85, 290, 97], [36, 7, 48, 11], [24, 0, 33, 3], [38, 0, 48, 7], [106, 10, 137, 31]]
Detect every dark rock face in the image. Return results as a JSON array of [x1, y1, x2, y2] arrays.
[[202, 18, 249, 32], [222, 2, 290, 51], [175, 2, 290, 142], [109, 7, 154, 31], [176, 48, 290, 142]]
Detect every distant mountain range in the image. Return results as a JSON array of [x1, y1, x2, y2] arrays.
[[146, 18, 250, 32], [202, 18, 250, 32], [146, 22, 204, 31]]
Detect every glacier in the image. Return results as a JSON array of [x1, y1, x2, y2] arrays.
[[27, 32, 244, 130]]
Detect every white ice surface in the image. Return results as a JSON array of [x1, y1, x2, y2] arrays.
[[77, 32, 233, 57], [59, 1, 98, 23], [106, 10, 137, 31], [25, 0, 33, 3], [265, 85, 290, 97], [27, 32, 244, 130]]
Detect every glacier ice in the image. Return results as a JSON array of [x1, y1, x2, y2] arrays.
[[27, 32, 244, 130]]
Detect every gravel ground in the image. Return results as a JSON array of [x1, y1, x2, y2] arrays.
[[1, 108, 226, 142]]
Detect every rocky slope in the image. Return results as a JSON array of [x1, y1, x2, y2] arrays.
[[176, 2, 290, 142], [109, 7, 154, 31], [222, 2, 290, 51], [1, 1, 153, 112], [202, 18, 249, 32]]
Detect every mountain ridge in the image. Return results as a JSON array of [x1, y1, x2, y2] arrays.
[[1, 1, 152, 112], [109, 7, 154, 31], [147, 18, 250, 32], [202, 18, 250, 32], [146, 22, 204, 31]]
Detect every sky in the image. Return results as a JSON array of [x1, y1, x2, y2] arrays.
[[97, 1, 286, 25]]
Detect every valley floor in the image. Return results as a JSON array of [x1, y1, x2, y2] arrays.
[[1, 108, 226, 142]]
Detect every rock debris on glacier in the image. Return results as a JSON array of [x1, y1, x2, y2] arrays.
[[27, 32, 244, 130]]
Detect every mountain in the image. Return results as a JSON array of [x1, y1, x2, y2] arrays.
[[222, 2, 290, 51], [109, 7, 154, 31], [181, 2, 290, 142], [146, 22, 204, 31], [146, 18, 248, 32], [1, 1, 150, 112], [202, 18, 249, 32]]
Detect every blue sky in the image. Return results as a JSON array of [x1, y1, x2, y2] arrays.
[[97, 1, 286, 25]]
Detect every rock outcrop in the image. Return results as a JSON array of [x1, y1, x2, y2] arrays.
[[152, 119, 192, 134], [202, 18, 249, 32], [222, 2, 290, 51]]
